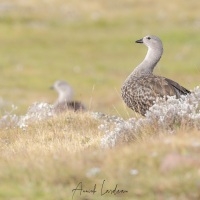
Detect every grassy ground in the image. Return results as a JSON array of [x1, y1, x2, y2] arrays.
[[0, 112, 200, 200], [0, 0, 200, 199]]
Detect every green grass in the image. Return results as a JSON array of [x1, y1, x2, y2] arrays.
[[0, 0, 199, 115], [0, 0, 200, 199]]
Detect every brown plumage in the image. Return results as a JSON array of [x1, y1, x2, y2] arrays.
[[54, 101, 86, 113], [121, 35, 190, 116], [51, 80, 86, 113]]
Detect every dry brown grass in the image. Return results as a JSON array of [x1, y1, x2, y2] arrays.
[[0, 110, 200, 199], [0, 111, 101, 156]]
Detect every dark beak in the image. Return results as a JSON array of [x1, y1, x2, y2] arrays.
[[135, 38, 143, 43], [50, 86, 54, 90]]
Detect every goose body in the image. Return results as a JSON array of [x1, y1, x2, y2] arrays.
[[51, 80, 86, 113], [121, 35, 190, 116]]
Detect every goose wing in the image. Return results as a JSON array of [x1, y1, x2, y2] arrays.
[[142, 75, 190, 98], [67, 101, 86, 111], [55, 101, 86, 112], [164, 77, 191, 96]]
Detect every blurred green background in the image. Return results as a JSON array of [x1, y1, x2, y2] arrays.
[[0, 0, 199, 116]]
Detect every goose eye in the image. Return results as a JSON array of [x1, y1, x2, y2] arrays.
[[147, 37, 151, 40]]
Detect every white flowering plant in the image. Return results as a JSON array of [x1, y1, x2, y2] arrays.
[[98, 87, 200, 148]]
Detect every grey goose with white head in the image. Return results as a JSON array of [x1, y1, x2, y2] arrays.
[[121, 35, 190, 116], [51, 80, 86, 112]]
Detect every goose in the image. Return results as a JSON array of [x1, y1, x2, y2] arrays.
[[121, 35, 190, 116], [51, 80, 86, 112]]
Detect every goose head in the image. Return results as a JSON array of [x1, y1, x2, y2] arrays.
[[51, 80, 74, 103], [136, 35, 163, 51]]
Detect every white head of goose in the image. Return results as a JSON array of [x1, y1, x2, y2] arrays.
[[121, 35, 190, 116]]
